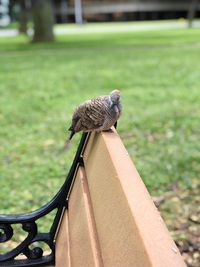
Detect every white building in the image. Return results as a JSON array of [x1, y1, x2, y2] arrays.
[[52, 0, 200, 23]]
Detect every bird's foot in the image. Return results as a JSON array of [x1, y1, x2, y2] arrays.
[[102, 128, 113, 133], [96, 128, 113, 134]]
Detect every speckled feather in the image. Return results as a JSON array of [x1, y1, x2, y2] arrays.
[[68, 90, 121, 140]]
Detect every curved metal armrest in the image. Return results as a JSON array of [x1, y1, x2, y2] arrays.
[[0, 133, 88, 267]]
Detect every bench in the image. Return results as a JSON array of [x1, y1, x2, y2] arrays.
[[0, 128, 186, 267]]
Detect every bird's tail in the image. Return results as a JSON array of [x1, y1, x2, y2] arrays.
[[68, 125, 75, 140], [57, 126, 75, 153], [60, 127, 75, 151], [61, 133, 73, 151], [69, 130, 75, 140]]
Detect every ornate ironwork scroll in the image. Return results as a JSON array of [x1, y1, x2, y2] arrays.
[[0, 132, 88, 267]]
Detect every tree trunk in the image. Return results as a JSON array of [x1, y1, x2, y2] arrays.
[[32, 0, 54, 42], [187, 0, 198, 28], [18, 0, 29, 35]]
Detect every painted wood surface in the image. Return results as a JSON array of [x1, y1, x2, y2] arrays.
[[55, 129, 186, 267]]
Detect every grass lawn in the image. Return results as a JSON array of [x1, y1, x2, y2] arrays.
[[0, 27, 200, 216]]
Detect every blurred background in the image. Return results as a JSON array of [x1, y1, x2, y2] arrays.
[[0, 1, 200, 266]]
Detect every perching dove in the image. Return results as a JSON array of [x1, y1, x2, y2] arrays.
[[68, 90, 122, 140]]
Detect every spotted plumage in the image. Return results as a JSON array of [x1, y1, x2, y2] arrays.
[[68, 90, 122, 140]]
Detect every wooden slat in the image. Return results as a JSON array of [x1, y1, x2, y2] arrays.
[[83, 129, 186, 267], [67, 167, 103, 267], [55, 211, 71, 267]]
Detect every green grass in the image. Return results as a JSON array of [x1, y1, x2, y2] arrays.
[[0, 27, 200, 215]]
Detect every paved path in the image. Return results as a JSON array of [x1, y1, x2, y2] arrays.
[[0, 21, 200, 37]]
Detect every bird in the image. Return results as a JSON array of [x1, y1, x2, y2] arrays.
[[67, 90, 122, 141]]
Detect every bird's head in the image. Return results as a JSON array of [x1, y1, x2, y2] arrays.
[[110, 89, 121, 104]]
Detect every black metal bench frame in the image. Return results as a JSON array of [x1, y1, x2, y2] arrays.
[[0, 133, 88, 267]]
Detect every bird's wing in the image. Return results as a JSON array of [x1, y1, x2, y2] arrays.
[[72, 96, 108, 132], [70, 111, 81, 132]]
